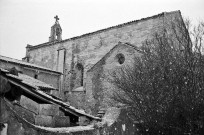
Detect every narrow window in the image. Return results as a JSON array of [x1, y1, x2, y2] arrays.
[[75, 63, 84, 86], [57, 49, 66, 73], [57, 49, 66, 93]]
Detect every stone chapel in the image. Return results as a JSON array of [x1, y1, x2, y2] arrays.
[[23, 10, 185, 115]]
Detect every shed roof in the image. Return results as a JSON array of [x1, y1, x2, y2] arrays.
[[0, 55, 62, 74], [7, 72, 57, 90], [1, 68, 57, 92]]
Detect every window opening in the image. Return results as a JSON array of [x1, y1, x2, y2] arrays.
[[116, 53, 125, 64], [76, 63, 84, 86]]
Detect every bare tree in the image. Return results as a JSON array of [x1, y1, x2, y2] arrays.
[[111, 18, 204, 134]]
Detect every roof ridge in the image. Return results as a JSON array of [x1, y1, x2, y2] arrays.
[[28, 10, 180, 50], [0, 55, 21, 61]]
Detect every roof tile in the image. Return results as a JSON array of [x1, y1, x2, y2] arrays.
[[1, 68, 56, 90]]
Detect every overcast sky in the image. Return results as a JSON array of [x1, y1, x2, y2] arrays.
[[0, 0, 204, 60]]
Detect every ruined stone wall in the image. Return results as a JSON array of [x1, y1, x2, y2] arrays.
[[1, 97, 138, 135], [0, 98, 96, 135]]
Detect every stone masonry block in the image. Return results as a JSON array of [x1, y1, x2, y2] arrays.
[[53, 116, 70, 127], [38, 104, 59, 116], [14, 105, 36, 124], [59, 109, 65, 116], [50, 90, 60, 98], [20, 95, 39, 114], [35, 115, 54, 127]]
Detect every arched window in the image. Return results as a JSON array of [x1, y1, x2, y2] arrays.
[[116, 53, 125, 64], [75, 63, 84, 87]]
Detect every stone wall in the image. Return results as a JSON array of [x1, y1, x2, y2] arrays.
[[27, 12, 166, 88], [23, 68, 60, 90], [65, 91, 86, 110], [19, 95, 70, 127], [85, 44, 141, 114], [0, 60, 60, 97]]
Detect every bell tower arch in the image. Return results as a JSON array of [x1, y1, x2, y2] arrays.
[[49, 15, 62, 42]]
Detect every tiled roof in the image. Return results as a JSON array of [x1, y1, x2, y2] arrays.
[[28, 10, 180, 50], [0, 55, 61, 74], [1, 68, 56, 90]]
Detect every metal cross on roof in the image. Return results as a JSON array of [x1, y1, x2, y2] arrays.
[[54, 15, 59, 22]]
